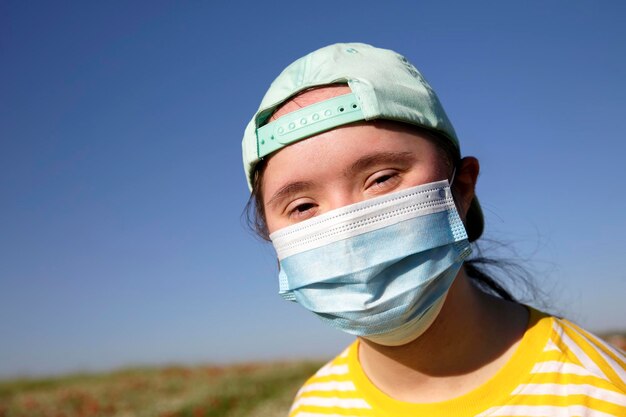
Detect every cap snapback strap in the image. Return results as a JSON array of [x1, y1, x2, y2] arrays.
[[256, 93, 365, 158]]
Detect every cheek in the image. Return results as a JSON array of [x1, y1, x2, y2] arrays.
[[258, 187, 276, 235], [259, 184, 290, 235], [264, 209, 284, 235]]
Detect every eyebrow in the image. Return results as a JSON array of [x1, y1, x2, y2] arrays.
[[342, 151, 416, 177]]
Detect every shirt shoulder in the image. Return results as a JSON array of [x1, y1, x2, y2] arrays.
[[479, 310, 626, 416], [540, 314, 626, 388]]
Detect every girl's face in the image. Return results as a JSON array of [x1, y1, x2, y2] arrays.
[[261, 120, 452, 234]]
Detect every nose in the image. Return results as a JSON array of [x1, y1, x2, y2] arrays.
[[325, 188, 361, 212]]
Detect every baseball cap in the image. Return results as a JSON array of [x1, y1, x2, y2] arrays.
[[242, 42, 484, 241]]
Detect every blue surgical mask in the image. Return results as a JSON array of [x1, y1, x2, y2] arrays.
[[269, 179, 471, 346]]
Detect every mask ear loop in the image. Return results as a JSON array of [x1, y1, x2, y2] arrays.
[[449, 166, 461, 214], [449, 166, 457, 187], [448, 165, 471, 233]]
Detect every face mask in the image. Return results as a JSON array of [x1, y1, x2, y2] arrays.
[[269, 179, 472, 346]]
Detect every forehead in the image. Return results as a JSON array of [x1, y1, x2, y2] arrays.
[[261, 120, 447, 192]]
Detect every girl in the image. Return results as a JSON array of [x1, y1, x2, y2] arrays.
[[242, 43, 625, 416]]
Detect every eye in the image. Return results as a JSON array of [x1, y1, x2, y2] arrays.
[[365, 170, 401, 194], [286, 200, 318, 221]]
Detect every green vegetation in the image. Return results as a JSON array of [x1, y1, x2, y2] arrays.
[[0, 361, 323, 417]]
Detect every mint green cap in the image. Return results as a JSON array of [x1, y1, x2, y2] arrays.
[[242, 42, 484, 241]]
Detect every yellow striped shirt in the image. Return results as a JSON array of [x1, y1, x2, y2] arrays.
[[289, 309, 626, 416]]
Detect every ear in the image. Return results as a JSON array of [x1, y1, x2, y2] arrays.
[[452, 157, 479, 222]]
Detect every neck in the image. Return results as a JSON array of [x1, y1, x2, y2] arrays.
[[358, 267, 528, 402]]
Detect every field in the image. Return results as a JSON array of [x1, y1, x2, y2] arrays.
[[2, 334, 624, 417], [0, 361, 323, 417]]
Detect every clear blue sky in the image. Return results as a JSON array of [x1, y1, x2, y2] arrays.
[[1, 1, 625, 378]]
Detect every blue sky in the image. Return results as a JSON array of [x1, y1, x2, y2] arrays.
[[1, 1, 625, 378]]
